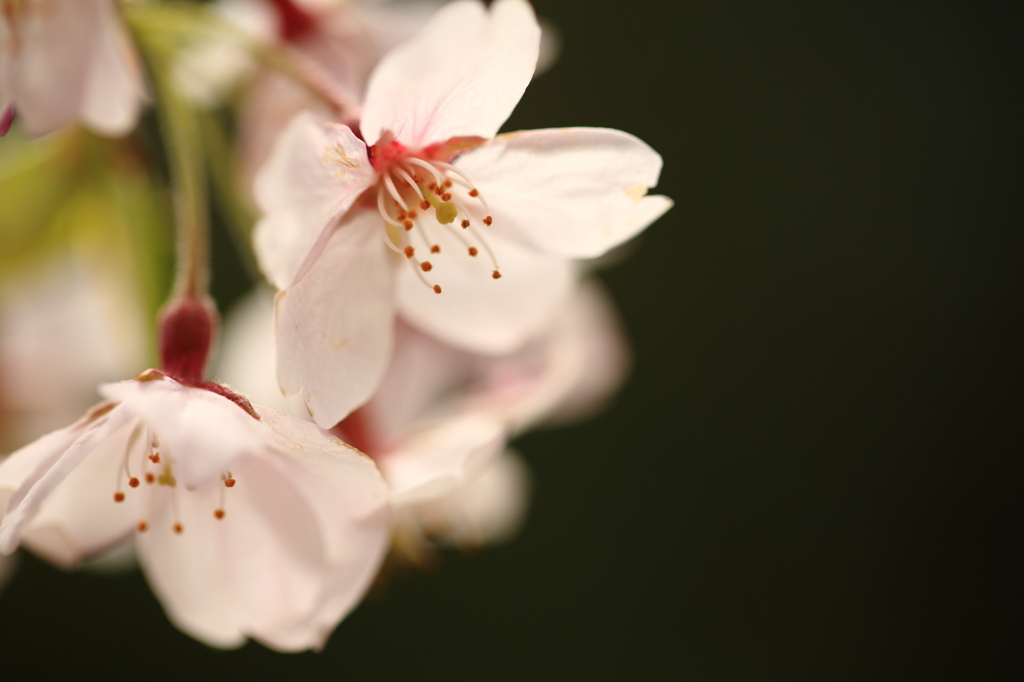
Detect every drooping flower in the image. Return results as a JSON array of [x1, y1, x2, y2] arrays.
[[253, 0, 671, 428], [0, 0, 143, 137], [0, 373, 391, 651]]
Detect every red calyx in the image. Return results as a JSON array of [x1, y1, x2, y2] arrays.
[[157, 297, 217, 385], [268, 0, 317, 42]]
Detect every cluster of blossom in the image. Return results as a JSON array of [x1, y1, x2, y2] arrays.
[[0, 0, 669, 651]]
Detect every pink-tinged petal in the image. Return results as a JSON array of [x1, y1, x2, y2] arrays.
[[254, 111, 374, 289], [455, 128, 673, 258], [99, 379, 267, 490], [216, 455, 329, 650], [0, 423, 85, 521], [396, 229, 575, 354], [405, 449, 531, 547], [0, 407, 132, 555], [251, 409, 390, 650], [136, 483, 245, 649], [469, 277, 631, 433], [361, 0, 540, 148], [275, 212, 395, 429], [535, 278, 631, 427], [17, 420, 144, 569], [78, 0, 143, 136], [12, 0, 97, 134], [359, 321, 476, 441], [378, 412, 506, 505]]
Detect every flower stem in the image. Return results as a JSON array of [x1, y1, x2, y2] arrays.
[[149, 58, 209, 299]]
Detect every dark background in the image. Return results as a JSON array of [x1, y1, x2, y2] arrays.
[[2, 1, 1022, 679]]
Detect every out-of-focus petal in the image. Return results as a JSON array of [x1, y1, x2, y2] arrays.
[[405, 448, 531, 547], [99, 379, 266, 490], [358, 320, 475, 441], [360, 0, 540, 148], [78, 0, 143, 136], [275, 213, 395, 429], [254, 112, 374, 289], [396, 229, 575, 354], [378, 412, 506, 505], [14, 0, 140, 136], [456, 128, 672, 258], [0, 407, 131, 554], [15, 419, 143, 568]]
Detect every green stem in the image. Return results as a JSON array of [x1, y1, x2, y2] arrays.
[[150, 56, 209, 300]]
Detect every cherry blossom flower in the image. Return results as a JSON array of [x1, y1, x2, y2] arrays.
[[0, 0, 143, 137], [253, 0, 671, 428], [217, 276, 627, 551], [0, 373, 391, 651]]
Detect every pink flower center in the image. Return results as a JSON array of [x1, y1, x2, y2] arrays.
[[368, 140, 502, 293]]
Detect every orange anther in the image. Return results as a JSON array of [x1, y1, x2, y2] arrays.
[[145, 473, 155, 484], [431, 245, 440, 253], [441, 193, 452, 201], [419, 200, 431, 211], [149, 453, 160, 463], [113, 492, 125, 503], [443, 179, 453, 188], [483, 216, 493, 226], [214, 510, 225, 520], [224, 478, 236, 488], [492, 270, 502, 279], [129, 477, 140, 488], [137, 521, 148, 532], [404, 246, 415, 259], [461, 219, 470, 228], [468, 247, 479, 256], [433, 284, 442, 294], [173, 523, 183, 534], [403, 219, 414, 230]]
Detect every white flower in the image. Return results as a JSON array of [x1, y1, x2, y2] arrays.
[[253, 0, 671, 428], [0, 374, 390, 651], [218, 277, 627, 549], [0, 0, 143, 137]]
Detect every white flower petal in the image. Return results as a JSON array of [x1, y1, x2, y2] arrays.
[[252, 409, 390, 650], [396, 229, 576, 354], [379, 412, 506, 505], [136, 483, 245, 649], [254, 111, 374, 289], [17, 419, 143, 569], [0, 407, 132, 555], [360, 0, 540, 147], [99, 379, 267, 490], [275, 213, 396, 428], [78, 0, 143, 136], [455, 128, 673, 258], [13, 0, 140, 136], [405, 449, 531, 547], [356, 321, 476, 441]]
